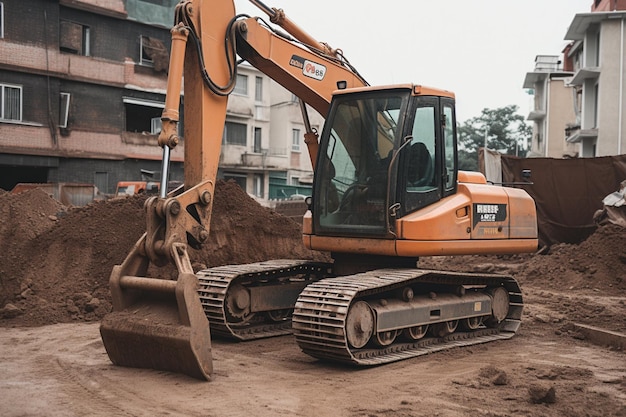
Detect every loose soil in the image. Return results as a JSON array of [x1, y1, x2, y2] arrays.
[[0, 181, 624, 416]]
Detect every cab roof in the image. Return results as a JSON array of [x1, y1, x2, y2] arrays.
[[334, 83, 455, 99]]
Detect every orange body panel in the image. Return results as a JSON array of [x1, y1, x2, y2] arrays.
[[236, 18, 367, 117], [395, 179, 537, 255], [333, 83, 455, 100], [504, 186, 538, 239], [303, 176, 538, 257], [182, 2, 234, 188], [303, 234, 398, 256]]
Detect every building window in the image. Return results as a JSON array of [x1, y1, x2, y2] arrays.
[[137, 36, 169, 71], [255, 76, 263, 101], [123, 97, 164, 134], [233, 74, 248, 95], [292, 128, 301, 152], [593, 82, 599, 128], [60, 20, 90, 56], [150, 117, 161, 134], [254, 127, 262, 152], [0, 2, 4, 39], [223, 121, 247, 145], [253, 174, 264, 197], [1, 83, 22, 121], [59, 92, 71, 128], [140, 36, 153, 66], [255, 105, 264, 120]]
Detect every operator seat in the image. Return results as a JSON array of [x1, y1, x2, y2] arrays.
[[407, 142, 434, 187]]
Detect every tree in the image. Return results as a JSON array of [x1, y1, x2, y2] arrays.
[[457, 105, 532, 171]]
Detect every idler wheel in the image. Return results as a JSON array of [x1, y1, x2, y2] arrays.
[[345, 301, 375, 349], [485, 287, 510, 327]]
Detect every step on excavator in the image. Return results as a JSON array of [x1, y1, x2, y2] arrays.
[[100, 0, 538, 380]]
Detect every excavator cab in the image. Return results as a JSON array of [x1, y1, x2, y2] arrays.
[[305, 83, 536, 266], [312, 85, 457, 238], [100, 0, 537, 380]]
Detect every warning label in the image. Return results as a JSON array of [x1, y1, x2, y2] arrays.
[[472, 203, 507, 228], [289, 55, 326, 81]]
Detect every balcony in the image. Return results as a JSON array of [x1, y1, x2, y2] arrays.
[[527, 109, 546, 121], [569, 68, 600, 86], [241, 151, 268, 167], [565, 125, 598, 143]]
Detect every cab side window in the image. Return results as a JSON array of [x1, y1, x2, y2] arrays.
[[402, 102, 441, 213], [406, 106, 436, 191], [442, 101, 457, 195]]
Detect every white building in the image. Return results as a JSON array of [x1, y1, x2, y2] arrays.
[[219, 64, 323, 202], [564, 6, 626, 156], [523, 55, 579, 158]]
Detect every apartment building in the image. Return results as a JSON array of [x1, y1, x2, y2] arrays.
[[0, 0, 318, 201], [0, 0, 183, 192], [218, 64, 322, 201], [564, 0, 626, 156], [523, 55, 579, 158], [523, 0, 626, 158]]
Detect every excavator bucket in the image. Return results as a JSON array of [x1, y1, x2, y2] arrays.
[[100, 262, 213, 380]]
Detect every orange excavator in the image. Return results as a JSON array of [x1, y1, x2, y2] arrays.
[[100, 0, 537, 380]]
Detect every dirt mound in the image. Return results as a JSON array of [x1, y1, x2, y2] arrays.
[[0, 181, 324, 326], [0, 188, 66, 307], [198, 180, 324, 267], [421, 223, 625, 293], [0, 181, 624, 332]]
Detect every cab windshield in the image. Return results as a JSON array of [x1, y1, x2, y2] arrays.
[[314, 91, 408, 235]]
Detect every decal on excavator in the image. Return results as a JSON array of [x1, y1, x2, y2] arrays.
[[289, 54, 326, 81], [472, 203, 507, 228]]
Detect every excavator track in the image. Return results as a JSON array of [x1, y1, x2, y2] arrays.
[[292, 268, 523, 365], [197, 260, 332, 340]]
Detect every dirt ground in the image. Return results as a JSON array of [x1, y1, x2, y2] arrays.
[[1, 181, 625, 417]]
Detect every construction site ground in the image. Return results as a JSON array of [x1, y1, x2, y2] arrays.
[[1, 181, 625, 417]]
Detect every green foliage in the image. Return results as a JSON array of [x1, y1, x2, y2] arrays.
[[457, 105, 532, 171]]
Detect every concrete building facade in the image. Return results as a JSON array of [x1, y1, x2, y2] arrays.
[[0, 0, 318, 201], [218, 64, 322, 200], [523, 55, 579, 158], [0, 0, 183, 193], [564, 2, 626, 156], [523, 0, 626, 158]]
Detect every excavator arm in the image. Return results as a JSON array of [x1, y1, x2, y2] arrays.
[[101, 0, 538, 381], [101, 0, 367, 380], [151, 0, 369, 266]]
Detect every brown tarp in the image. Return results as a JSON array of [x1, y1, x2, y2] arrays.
[[500, 154, 626, 246]]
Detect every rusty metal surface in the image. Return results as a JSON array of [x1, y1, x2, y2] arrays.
[[196, 260, 332, 340], [100, 240, 213, 380], [100, 272, 213, 380], [292, 269, 523, 365]]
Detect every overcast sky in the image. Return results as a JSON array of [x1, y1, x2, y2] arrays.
[[234, 0, 593, 122]]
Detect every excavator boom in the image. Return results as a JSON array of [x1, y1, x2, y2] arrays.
[[100, 0, 368, 380], [100, 0, 537, 381]]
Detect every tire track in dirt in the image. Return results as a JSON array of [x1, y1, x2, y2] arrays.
[[1, 322, 625, 417]]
